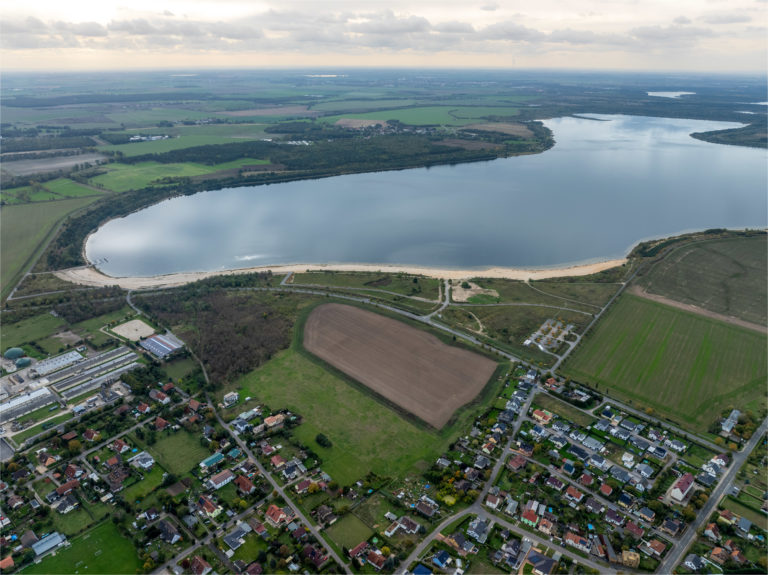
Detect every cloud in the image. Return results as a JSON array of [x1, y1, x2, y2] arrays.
[[630, 24, 715, 43], [701, 13, 752, 24], [673, 16, 692, 25], [480, 2, 499, 10], [433, 21, 475, 34], [481, 21, 546, 42]]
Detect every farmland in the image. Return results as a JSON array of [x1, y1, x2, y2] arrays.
[[227, 346, 482, 485], [320, 105, 521, 127], [0, 196, 102, 297], [23, 522, 142, 575], [303, 303, 497, 428], [636, 235, 767, 326], [560, 294, 767, 432]]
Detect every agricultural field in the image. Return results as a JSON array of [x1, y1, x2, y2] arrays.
[[0, 196, 102, 297], [291, 271, 441, 300], [226, 346, 483, 485], [303, 303, 497, 428], [23, 521, 142, 574], [0, 312, 67, 351], [560, 294, 767, 432], [320, 105, 520, 127], [635, 235, 767, 326]]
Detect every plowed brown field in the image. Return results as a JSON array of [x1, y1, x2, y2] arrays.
[[303, 303, 497, 428]]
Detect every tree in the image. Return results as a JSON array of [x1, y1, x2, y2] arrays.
[[315, 433, 332, 448], [67, 439, 82, 454]]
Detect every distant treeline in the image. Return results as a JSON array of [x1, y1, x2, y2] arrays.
[[1, 136, 96, 153]]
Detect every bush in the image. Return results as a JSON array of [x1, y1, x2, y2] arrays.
[[316, 433, 332, 448]]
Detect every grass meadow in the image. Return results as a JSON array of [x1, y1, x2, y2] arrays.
[[0, 197, 101, 297], [560, 294, 767, 432], [139, 430, 211, 476], [88, 159, 268, 192], [23, 521, 141, 574], [325, 513, 374, 549], [638, 235, 767, 326], [293, 271, 441, 300]]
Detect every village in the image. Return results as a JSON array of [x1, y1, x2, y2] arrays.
[[0, 339, 765, 575]]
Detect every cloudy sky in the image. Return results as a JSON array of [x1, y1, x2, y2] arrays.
[[2, 0, 766, 72]]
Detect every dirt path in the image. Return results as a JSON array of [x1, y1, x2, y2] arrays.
[[629, 285, 767, 334]]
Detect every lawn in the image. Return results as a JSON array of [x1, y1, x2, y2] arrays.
[[466, 278, 604, 312], [560, 294, 767, 433], [533, 394, 596, 427], [325, 513, 374, 549], [721, 497, 768, 531], [164, 358, 198, 382], [225, 347, 469, 485], [143, 430, 212, 475], [637, 235, 767, 326], [292, 271, 441, 300], [43, 178, 102, 199], [121, 464, 166, 503], [24, 521, 142, 574], [232, 532, 269, 563], [0, 196, 102, 297]]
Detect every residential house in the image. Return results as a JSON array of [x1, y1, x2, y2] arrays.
[[661, 518, 684, 536], [521, 509, 539, 528], [585, 497, 604, 514], [56, 494, 79, 514], [137, 402, 151, 415], [508, 454, 527, 472], [525, 550, 557, 575], [625, 520, 644, 539], [190, 555, 213, 575], [467, 517, 489, 544], [315, 505, 337, 527], [538, 517, 556, 536], [565, 485, 584, 504], [199, 452, 225, 471], [366, 551, 386, 571], [83, 429, 100, 442], [234, 475, 256, 495], [208, 469, 235, 490], [644, 539, 666, 558], [56, 479, 79, 497], [605, 509, 624, 527], [197, 495, 222, 518], [670, 473, 695, 503], [270, 454, 286, 469], [683, 554, 704, 572], [565, 531, 591, 553], [545, 476, 564, 491], [112, 439, 130, 454], [158, 519, 182, 544], [709, 547, 729, 566], [637, 506, 656, 523], [149, 389, 170, 405], [704, 522, 721, 542], [154, 417, 169, 431], [264, 504, 291, 527], [302, 544, 329, 570]]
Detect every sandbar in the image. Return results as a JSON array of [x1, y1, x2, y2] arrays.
[[54, 258, 627, 291]]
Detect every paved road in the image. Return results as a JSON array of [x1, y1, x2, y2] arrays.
[[209, 396, 352, 574], [657, 415, 768, 573]]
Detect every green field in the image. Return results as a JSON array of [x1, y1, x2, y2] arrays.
[[88, 159, 267, 192], [325, 513, 374, 549], [142, 430, 212, 475], [321, 105, 520, 126], [560, 294, 767, 432], [637, 236, 767, 326], [467, 278, 613, 311], [0, 312, 67, 350], [24, 521, 142, 574], [0, 197, 102, 297], [121, 465, 167, 503], [99, 134, 255, 157], [293, 271, 441, 300], [533, 393, 596, 427], [224, 347, 478, 485]]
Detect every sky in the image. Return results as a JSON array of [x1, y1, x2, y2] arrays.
[[1, 0, 766, 72]]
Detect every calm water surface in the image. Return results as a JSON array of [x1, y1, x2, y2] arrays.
[[87, 115, 767, 276]]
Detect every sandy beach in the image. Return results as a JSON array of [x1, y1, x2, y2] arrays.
[[54, 258, 627, 290]]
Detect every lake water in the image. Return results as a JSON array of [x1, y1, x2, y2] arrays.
[[87, 115, 767, 277]]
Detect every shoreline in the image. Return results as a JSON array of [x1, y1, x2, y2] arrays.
[[53, 258, 628, 290]]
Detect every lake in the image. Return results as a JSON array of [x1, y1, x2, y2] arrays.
[[87, 115, 767, 277]]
